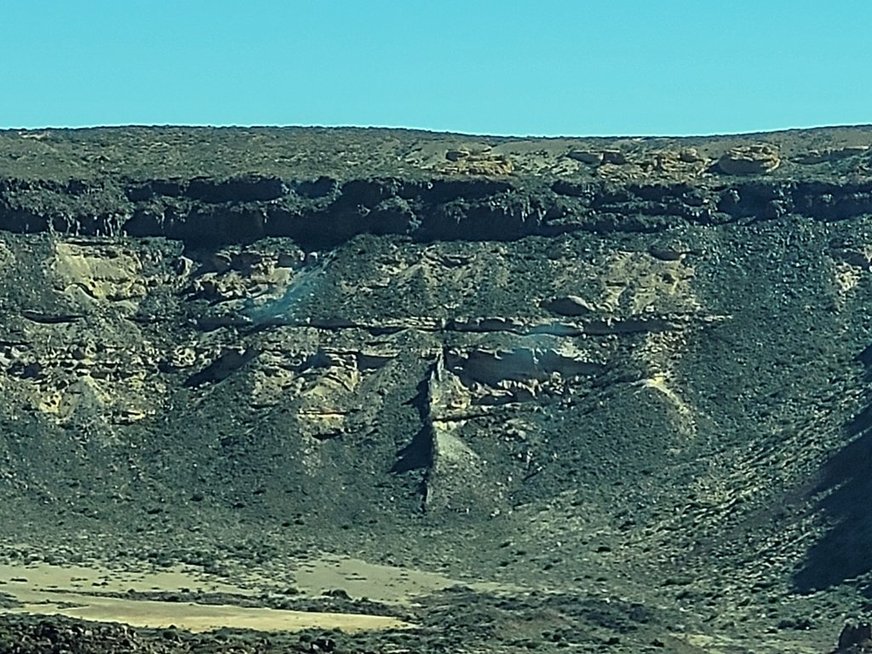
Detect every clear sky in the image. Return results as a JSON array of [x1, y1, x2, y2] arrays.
[[2, 1, 869, 136]]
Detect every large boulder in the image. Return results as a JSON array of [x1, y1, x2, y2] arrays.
[[717, 143, 781, 175]]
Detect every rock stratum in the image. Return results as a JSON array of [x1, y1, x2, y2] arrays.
[[2, 126, 872, 652]]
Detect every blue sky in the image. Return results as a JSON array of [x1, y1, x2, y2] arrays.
[[1, 1, 869, 136]]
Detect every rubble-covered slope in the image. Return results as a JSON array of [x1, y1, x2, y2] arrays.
[[2, 126, 872, 651]]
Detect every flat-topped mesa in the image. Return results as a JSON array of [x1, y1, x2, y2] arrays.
[[5, 127, 872, 649], [0, 126, 870, 246]]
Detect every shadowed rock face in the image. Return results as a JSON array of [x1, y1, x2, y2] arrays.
[[2, 126, 872, 651], [794, 346, 872, 597]]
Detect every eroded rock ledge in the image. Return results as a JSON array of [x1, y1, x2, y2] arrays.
[[4, 174, 872, 249], [1, 126, 870, 247]]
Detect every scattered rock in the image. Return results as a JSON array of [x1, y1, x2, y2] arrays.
[[565, 148, 627, 166], [436, 148, 513, 176], [307, 635, 337, 653], [323, 589, 351, 600], [717, 144, 781, 175], [444, 346, 603, 389], [794, 145, 869, 165], [651, 148, 709, 174]]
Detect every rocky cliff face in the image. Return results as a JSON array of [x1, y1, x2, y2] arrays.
[[2, 126, 872, 651]]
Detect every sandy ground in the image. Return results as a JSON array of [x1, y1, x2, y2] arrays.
[[0, 559, 418, 632], [2, 589, 409, 633], [291, 554, 508, 603], [0, 558, 834, 650], [0, 554, 511, 633]]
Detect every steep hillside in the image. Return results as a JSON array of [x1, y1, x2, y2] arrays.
[[2, 126, 872, 653]]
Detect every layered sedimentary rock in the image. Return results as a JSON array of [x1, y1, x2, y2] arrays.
[[1, 126, 872, 651]]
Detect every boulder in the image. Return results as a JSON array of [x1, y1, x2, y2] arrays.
[[567, 149, 604, 165], [679, 147, 704, 163], [542, 294, 597, 316], [601, 149, 627, 165], [717, 144, 781, 175], [435, 146, 513, 176], [836, 619, 872, 652]]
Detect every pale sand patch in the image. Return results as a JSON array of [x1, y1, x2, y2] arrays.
[[0, 563, 251, 596], [0, 561, 412, 633], [2, 591, 409, 633], [0, 554, 510, 632], [638, 372, 697, 438], [290, 554, 509, 604]]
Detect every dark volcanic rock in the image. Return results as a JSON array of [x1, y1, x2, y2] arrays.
[[835, 619, 872, 652]]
